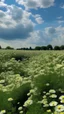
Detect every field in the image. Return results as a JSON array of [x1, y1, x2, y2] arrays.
[[0, 50, 64, 114]]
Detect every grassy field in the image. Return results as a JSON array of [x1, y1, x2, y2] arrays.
[[0, 50, 64, 114]]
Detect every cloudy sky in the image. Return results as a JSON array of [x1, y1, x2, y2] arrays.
[[0, 0, 64, 48]]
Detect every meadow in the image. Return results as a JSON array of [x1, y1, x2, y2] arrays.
[[0, 50, 64, 114]]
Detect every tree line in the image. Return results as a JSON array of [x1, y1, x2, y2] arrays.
[[16, 45, 64, 50], [0, 45, 64, 50]]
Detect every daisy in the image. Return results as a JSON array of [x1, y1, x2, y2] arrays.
[[49, 101, 58, 107], [55, 105, 64, 112]]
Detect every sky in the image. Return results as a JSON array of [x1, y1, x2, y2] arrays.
[[0, 0, 64, 48]]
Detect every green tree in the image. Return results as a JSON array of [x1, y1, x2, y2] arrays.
[[5, 46, 14, 50], [0, 46, 2, 49], [35, 46, 41, 50], [41, 46, 47, 50], [54, 46, 60, 50], [47, 44, 53, 50], [60, 45, 64, 50]]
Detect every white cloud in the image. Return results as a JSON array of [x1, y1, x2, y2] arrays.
[[57, 16, 62, 19], [0, 5, 34, 40], [58, 20, 64, 24], [51, 34, 64, 46], [44, 27, 56, 36], [60, 4, 64, 9], [16, 0, 55, 9], [34, 14, 44, 24], [32, 14, 44, 24], [50, 26, 64, 46], [0, 0, 7, 7]]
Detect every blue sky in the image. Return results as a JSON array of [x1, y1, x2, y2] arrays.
[[0, 0, 64, 48]]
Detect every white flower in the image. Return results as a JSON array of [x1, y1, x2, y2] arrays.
[[46, 83, 50, 86], [43, 95, 47, 99], [59, 95, 64, 100], [0, 110, 6, 114], [19, 111, 23, 114], [49, 101, 58, 107], [47, 109, 51, 113], [0, 80, 5, 84], [43, 104, 49, 107], [49, 94, 57, 98], [17, 102, 20, 104], [2, 89, 7, 92], [43, 91, 46, 94], [49, 89, 56, 94], [46, 92, 50, 96], [8, 98, 13, 101], [55, 105, 64, 112], [42, 99, 48, 104], [56, 64, 63, 69], [59, 95, 64, 103], [60, 99, 64, 103], [23, 99, 33, 107], [18, 106, 22, 111]]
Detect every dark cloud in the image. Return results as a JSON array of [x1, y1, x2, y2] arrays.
[[48, 27, 56, 34], [0, 10, 5, 17], [0, 23, 33, 40]]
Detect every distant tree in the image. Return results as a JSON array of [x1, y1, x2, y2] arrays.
[[60, 45, 64, 50], [47, 44, 53, 50], [0, 45, 2, 49], [35, 46, 41, 50], [54, 46, 60, 50], [5, 46, 14, 50], [29, 47, 32, 50], [41, 46, 47, 50]]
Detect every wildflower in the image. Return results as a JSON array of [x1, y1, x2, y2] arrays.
[[60, 99, 64, 103], [43, 91, 46, 94], [0, 80, 5, 84], [42, 99, 48, 104], [46, 92, 50, 96], [18, 107, 22, 111], [8, 98, 13, 101], [43, 95, 47, 99], [0, 110, 6, 114], [23, 99, 33, 107], [28, 88, 37, 95], [46, 83, 50, 86], [47, 109, 51, 113], [56, 64, 63, 69], [59, 95, 64, 103], [2, 89, 7, 92], [49, 94, 57, 98], [49, 101, 58, 107], [49, 89, 56, 94], [43, 104, 49, 107], [17, 102, 20, 104], [59, 95, 64, 100], [19, 111, 23, 114], [27, 93, 30, 96], [55, 105, 64, 112]]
